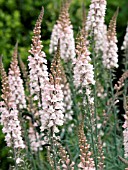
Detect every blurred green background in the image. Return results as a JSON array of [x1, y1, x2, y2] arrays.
[[0, 0, 128, 68], [0, 0, 128, 169]]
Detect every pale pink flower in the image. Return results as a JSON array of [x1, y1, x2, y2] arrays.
[[121, 25, 128, 50], [28, 125, 43, 152], [78, 162, 96, 170], [49, 2, 75, 62], [8, 43, 26, 109], [16, 158, 23, 164], [40, 82, 64, 134], [86, 0, 107, 52], [28, 7, 49, 106], [73, 29, 95, 104], [123, 128, 128, 158], [0, 59, 25, 149], [40, 44, 64, 134], [102, 10, 118, 69], [73, 32, 95, 88], [97, 24, 108, 53]]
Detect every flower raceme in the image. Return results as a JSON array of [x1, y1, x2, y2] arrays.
[[86, 0, 107, 52], [73, 29, 95, 89], [122, 24, 128, 50], [102, 9, 119, 69], [40, 42, 64, 134], [49, 0, 75, 62], [0, 57, 25, 149], [8, 43, 26, 109], [28, 7, 49, 106], [78, 121, 95, 170]]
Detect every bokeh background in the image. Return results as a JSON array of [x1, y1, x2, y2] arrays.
[[0, 0, 128, 169]]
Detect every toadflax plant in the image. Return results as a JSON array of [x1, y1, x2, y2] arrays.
[[102, 9, 119, 69], [0, 2, 128, 170], [49, 0, 75, 62], [28, 7, 49, 107], [73, 27, 95, 100], [0, 57, 25, 167], [8, 43, 26, 110], [40, 41, 64, 136], [86, 0, 107, 53]]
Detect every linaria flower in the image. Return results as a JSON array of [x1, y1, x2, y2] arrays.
[[0, 58, 25, 149], [28, 7, 49, 107], [57, 142, 75, 170], [97, 24, 108, 53], [73, 30, 95, 88], [121, 24, 128, 50], [102, 9, 118, 69], [86, 0, 107, 52], [16, 158, 23, 164], [40, 42, 64, 134], [8, 43, 26, 109], [49, 1, 75, 62], [123, 128, 128, 158], [73, 29, 95, 104], [78, 121, 95, 170], [28, 123, 43, 152]]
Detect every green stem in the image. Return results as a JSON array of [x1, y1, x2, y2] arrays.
[[85, 93, 98, 170], [22, 119, 37, 170], [12, 147, 18, 170], [91, 39, 99, 170], [64, 62, 80, 124], [109, 70, 118, 157]]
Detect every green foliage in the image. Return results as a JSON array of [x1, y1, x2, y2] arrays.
[[0, 0, 127, 67], [0, 0, 128, 169]]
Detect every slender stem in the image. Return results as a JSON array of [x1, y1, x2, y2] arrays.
[[85, 93, 98, 170], [91, 38, 98, 170], [64, 62, 80, 124], [22, 119, 37, 170], [12, 147, 18, 170], [109, 70, 118, 157]]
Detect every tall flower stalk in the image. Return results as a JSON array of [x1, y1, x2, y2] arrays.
[[40, 41, 64, 136], [86, 0, 107, 52], [73, 23, 99, 168], [102, 9, 119, 159], [28, 7, 49, 107], [0, 57, 25, 149], [8, 43, 26, 110], [78, 119, 95, 170], [121, 24, 128, 96], [102, 9, 119, 69], [40, 41, 64, 169], [0, 57, 25, 168], [114, 72, 128, 159], [122, 24, 128, 52], [49, 0, 75, 62], [73, 27, 95, 101]]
